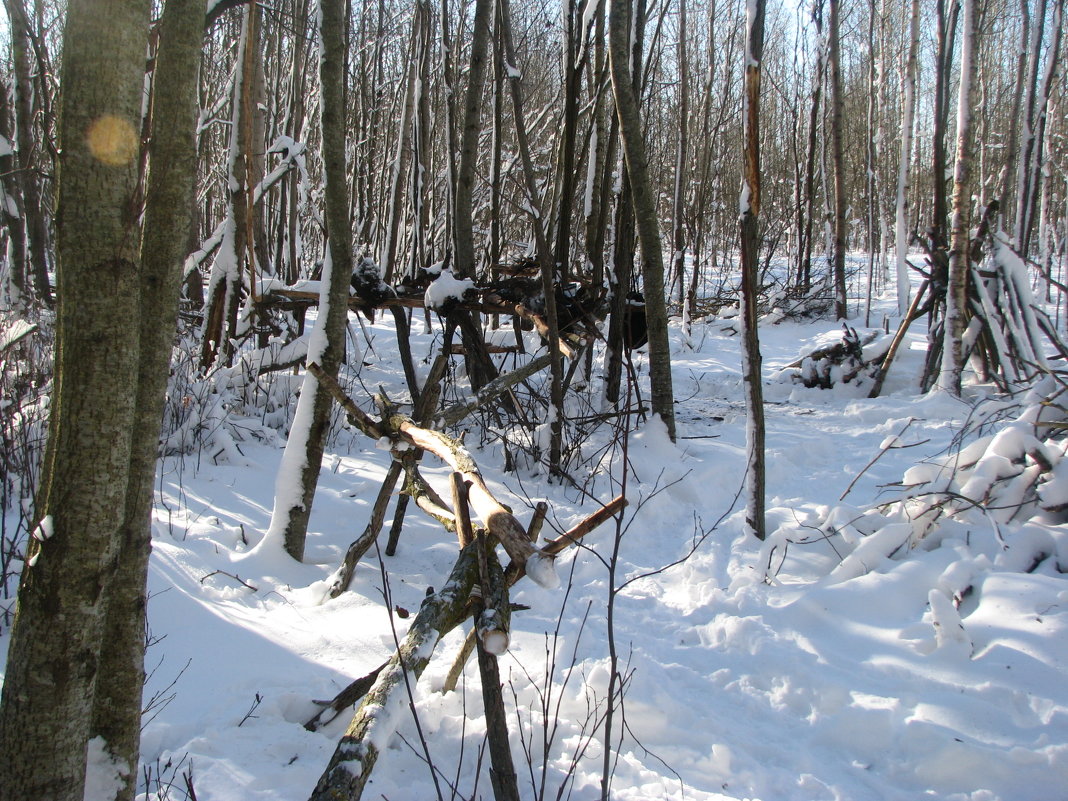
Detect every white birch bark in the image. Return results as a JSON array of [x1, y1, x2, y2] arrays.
[[938, 0, 977, 396], [895, 0, 921, 316]]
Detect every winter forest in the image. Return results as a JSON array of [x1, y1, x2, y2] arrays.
[[1, 0, 1067, 797]]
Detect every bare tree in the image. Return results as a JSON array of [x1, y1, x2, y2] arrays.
[[740, 0, 767, 540], [939, 0, 979, 395], [894, 0, 921, 316], [608, 0, 676, 440], [263, 0, 361, 562], [0, 0, 152, 796], [829, 0, 848, 319]]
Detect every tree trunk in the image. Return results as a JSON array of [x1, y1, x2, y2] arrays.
[[998, 0, 1029, 216], [89, 1, 204, 797], [740, 0, 767, 540], [201, 6, 255, 371], [938, 0, 978, 396], [894, 0, 920, 316], [932, 0, 960, 248], [2, 0, 53, 307], [0, 86, 28, 303], [1016, 0, 1064, 260], [608, 0, 676, 440], [671, 0, 689, 309], [0, 0, 150, 797], [262, 0, 359, 562], [828, 0, 848, 319], [798, 0, 824, 291], [498, 0, 566, 472]]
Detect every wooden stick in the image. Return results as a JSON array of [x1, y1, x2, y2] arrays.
[[514, 303, 578, 359], [526, 501, 548, 542], [438, 352, 552, 428], [386, 414, 558, 588], [325, 460, 404, 599], [867, 279, 930, 399], [444, 494, 626, 691]]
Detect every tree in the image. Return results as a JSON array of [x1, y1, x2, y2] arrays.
[[88, 0, 206, 796], [0, 0, 153, 797], [894, 0, 921, 316], [939, 0, 978, 395], [2, 0, 54, 307], [262, 0, 360, 561], [740, 0, 767, 540], [828, 0, 848, 319], [608, 0, 676, 440]]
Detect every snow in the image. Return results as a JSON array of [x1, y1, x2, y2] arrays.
[[83, 736, 128, 801], [3, 281, 1068, 801], [423, 268, 476, 311]]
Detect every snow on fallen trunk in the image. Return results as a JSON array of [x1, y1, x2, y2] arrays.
[[308, 544, 481, 800]]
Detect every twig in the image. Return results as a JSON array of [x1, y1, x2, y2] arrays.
[[199, 570, 258, 592], [839, 418, 916, 501]]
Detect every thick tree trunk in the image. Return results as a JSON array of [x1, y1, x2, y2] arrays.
[[88, 1, 205, 798], [0, 0, 150, 797], [608, 0, 676, 440]]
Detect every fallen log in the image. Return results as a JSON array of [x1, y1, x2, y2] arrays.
[[308, 544, 482, 801]]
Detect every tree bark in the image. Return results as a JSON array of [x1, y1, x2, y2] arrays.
[[608, 0, 676, 440], [938, 0, 978, 396], [2, 0, 53, 307], [88, 0, 205, 797], [740, 0, 767, 540], [0, 0, 150, 797], [894, 0, 920, 316], [264, 0, 359, 562], [828, 0, 848, 319]]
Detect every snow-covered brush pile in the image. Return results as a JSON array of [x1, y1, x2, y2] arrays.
[[772, 323, 892, 390], [766, 375, 1068, 594]]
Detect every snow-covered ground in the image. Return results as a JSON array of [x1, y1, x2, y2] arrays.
[[6, 284, 1068, 801]]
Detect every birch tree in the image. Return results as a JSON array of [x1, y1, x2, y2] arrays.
[[894, 0, 921, 316], [939, 0, 978, 395]]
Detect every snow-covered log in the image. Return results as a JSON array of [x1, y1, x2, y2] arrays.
[[308, 544, 482, 801]]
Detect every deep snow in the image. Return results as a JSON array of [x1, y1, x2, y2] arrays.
[[4, 284, 1068, 801]]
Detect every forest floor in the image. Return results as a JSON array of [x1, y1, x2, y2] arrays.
[[7, 279, 1068, 801]]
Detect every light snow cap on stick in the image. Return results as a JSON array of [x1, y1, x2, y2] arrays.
[[524, 551, 559, 589]]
